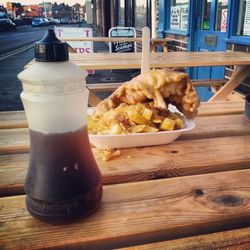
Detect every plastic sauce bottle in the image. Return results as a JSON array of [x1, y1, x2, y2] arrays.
[[18, 29, 103, 223]]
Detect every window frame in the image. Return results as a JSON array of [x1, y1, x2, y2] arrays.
[[165, 0, 190, 36], [133, 0, 148, 28], [227, 0, 250, 45]]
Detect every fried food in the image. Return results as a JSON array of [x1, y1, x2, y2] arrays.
[[96, 149, 121, 161], [93, 69, 200, 119], [88, 102, 185, 135]]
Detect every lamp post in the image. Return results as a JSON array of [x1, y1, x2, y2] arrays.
[[43, 2, 47, 18]]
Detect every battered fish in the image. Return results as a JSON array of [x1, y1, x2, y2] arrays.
[[93, 69, 200, 119]]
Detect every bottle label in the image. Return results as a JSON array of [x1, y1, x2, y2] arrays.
[[26, 184, 103, 218], [23, 81, 85, 96]]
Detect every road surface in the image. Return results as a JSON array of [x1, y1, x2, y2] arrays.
[[0, 25, 126, 111], [0, 25, 50, 56], [0, 25, 135, 111]]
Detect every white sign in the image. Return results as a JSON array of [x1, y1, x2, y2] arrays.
[[54, 27, 93, 53], [109, 27, 136, 53], [55, 27, 94, 74], [180, 4, 188, 30], [170, 6, 180, 29], [220, 9, 227, 32], [243, 0, 250, 36]]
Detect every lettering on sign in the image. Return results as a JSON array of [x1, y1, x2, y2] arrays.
[[112, 41, 134, 53], [54, 27, 94, 74], [180, 4, 188, 30], [170, 6, 180, 29]]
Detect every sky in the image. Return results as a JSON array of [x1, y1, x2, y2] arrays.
[[1, 0, 85, 6]]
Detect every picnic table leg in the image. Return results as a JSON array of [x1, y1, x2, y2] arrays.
[[162, 42, 168, 52], [150, 42, 168, 52], [208, 65, 250, 102], [67, 43, 77, 53], [150, 42, 158, 52], [88, 88, 102, 107]]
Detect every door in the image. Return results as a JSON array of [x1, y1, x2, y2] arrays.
[[193, 0, 229, 100]]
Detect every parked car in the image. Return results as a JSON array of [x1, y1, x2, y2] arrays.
[[54, 19, 61, 24], [47, 17, 55, 24], [42, 18, 50, 26], [60, 17, 69, 24], [47, 17, 61, 25], [32, 18, 50, 27], [0, 13, 16, 31], [32, 18, 44, 27]]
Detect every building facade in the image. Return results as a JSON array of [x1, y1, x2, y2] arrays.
[[92, 0, 249, 94], [158, 0, 250, 92], [92, 0, 155, 36]]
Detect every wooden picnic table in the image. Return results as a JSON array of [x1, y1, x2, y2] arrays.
[[26, 51, 249, 102], [69, 51, 250, 69], [69, 51, 250, 102], [0, 100, 250, 249]]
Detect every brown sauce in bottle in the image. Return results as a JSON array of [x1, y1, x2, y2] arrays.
[[25, 126, 102, 223]]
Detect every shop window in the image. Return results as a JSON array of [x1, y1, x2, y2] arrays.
[[134, 0, 147, 28], [202, 0, 211, 30], [118, 0, 125, 26], [237, 0, 249, 36], [170, 0, 189, 31], [215, 0, 228, 32]]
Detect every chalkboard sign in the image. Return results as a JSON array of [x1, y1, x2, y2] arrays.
[[109, 27, 136, 53]]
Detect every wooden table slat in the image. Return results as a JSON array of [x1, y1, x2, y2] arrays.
[[1, 134, 250, 196], [118, 227, 250, 250], [0, 169, 250, 250], [0, 114, 249, 155], [0, 101, 245, 130], [198, 101, 245, 116], [0, 111, 27, 129], [68, 52, 250, 70], [63, 37, 173, 42]]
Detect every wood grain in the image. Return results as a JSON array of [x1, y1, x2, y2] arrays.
[[0, 128, 29, 154], [182, 114, 250, 140], [118, 227, 250, 250], [0, 111, 28, 129], [68, 52, 250, 70], [1, 135, 250, 196], [0, 102, 244, 130], [0, 169, 250, 250], [63, 37, 173, 42], [198, 101, 244, 116], [0, 114, 249, 155]]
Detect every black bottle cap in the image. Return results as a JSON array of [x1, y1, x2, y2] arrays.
[[35, 29, 69, 62]]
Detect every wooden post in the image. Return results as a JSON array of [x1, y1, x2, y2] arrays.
[[88, 88, 102, 106], [141, 27, 151, 74]]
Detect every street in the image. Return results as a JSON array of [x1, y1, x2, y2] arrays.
[[0, 25, 49, 56], [0, 25, 52, 111], [0, 24, 134, 111]]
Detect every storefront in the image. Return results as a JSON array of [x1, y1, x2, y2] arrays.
[[91, 0, 248, 96], [158, 0, 250, 83], [92, 0, 153, 36]]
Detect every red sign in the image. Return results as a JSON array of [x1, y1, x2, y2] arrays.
[[220, 9, 227, 32]]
